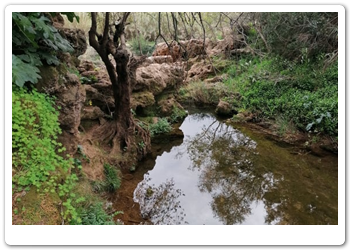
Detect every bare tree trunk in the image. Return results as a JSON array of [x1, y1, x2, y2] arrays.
[[89, 12, 150, 156], [113, 48, 132, 150]]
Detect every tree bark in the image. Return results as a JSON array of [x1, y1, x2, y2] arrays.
[[88, 12, 139, 152]]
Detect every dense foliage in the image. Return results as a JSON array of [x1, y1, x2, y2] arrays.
[[12, 12, 77, 87], [11, 12, 116, 225], [224, 55, 338, 135]]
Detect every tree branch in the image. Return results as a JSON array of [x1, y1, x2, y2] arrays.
[[101, 12, 110, 46], [155, 12, 169, 47], [89, 12, 99, 51]]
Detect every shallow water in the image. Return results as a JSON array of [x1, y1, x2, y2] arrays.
[[134, 111, 338, 225]]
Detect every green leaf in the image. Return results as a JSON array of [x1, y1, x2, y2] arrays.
[[12, 55, 41, 87], [12, 12, 37, 47], [40, 52, 60, 65], [31, 15, 53, 39], [18, 51, 42, 67]]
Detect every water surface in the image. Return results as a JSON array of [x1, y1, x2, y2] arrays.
[[134, 111, 338, 225]]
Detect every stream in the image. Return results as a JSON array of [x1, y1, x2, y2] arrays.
[[132, 109, 338, 225]]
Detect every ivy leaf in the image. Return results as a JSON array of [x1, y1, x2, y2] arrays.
[[12, 55, 41, 87]]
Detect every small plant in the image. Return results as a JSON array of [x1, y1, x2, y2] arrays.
[[77, 144, 90, 162], [104, 164, 121, 193], [169, 106, 187, 123], [138, 141, 145, 149], [80, 74, 98, 84], [79, 202, 116, 225], [149, 118, 172, 137], [129, 35, 155, 56], [12, 12, 76, 87]]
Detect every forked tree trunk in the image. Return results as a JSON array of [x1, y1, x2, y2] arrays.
[[88, 12, 146, 153]]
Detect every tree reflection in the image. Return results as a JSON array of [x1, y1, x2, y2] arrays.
[[184, 119, 277, 224], [134, 175, 187, 225]]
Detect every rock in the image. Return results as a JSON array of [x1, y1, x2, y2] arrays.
[[157, 96, 184, 117], [131, 91, 155, 110], [180, 39, 206, 58], [81, 106, 106, 120], [78, 60, 95, 72], [152, 41, 182, 61], [59, 28, 87, 57], [36, 67, 86, 135], [204, 74, 228, 83], [145, 55, 173, 64], [84, 85, 114, 114], [51, 13, 65, 28], [90, 82, 113, 97], [215, 100, 237, 117], [135, 63, 184, 94], [186, 60, 214, 82]]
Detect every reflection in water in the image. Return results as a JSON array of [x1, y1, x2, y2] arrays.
[[183, 117, 271, 224], [134, 112, 338, 225], [134, 176, 188, 225]]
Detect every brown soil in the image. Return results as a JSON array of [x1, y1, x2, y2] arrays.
[[78, 119, 152, 225], [109, 167, 151, 225]]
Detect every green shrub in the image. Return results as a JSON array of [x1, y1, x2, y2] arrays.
[[129, 35, 155, 56], [149, 118, 172, 137], [169, 106, 187, 123], [223, 56, 338, 136]]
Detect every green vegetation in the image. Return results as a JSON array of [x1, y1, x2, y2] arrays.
[[11, 11, 338, 226], [80, 75, 98, 84], [223, 55, 338, 136], [129, 35, 155, 56], [12, 12, 77, 87], [12, 87, 83, 223], [149, 118, 172, 137], [12, 89, 117, 224], [11, 12, 117, 225], [169, 106, 188, 123], [103, 164, 122, 192], [78, 202, 116, 225], [90, 164, 122, 193]]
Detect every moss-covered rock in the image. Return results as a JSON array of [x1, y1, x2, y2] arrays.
[[131, 91, 155, 110]]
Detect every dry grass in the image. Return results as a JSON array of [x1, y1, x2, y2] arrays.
[[13, 189, 61, 225], [62, 12, 91, 35]]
